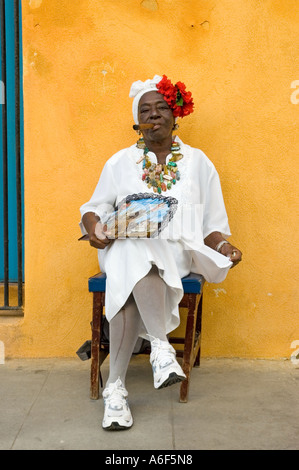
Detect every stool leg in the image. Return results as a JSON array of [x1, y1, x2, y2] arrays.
[[194, 294, 203, 367], [90, 292, 103, 400], [180, 293, 198, 403]]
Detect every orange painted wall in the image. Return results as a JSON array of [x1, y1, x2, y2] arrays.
[[0, 0, 298, 358]]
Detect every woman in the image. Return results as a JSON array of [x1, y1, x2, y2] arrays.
[[80, 75, 242, 431]]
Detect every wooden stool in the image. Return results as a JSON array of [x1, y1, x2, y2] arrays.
[[88, 272, 204, 403]]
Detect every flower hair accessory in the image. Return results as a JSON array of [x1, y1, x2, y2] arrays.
[[129, 75, 194, 123], [156, 75, 194, 118]]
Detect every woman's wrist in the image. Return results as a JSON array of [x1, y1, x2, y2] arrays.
[[215, 240, 230, 253], [82, 212, 100, 236], [204, 232, 231, 253]]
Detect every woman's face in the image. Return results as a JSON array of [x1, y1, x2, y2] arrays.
[[138, 91, 174, 143]]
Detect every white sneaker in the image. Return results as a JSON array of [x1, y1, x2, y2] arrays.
[[150, 338, 186, 389], [102, 378, 133, 430]]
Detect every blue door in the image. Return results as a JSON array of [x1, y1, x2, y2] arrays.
[[0, 0, 24, 286]]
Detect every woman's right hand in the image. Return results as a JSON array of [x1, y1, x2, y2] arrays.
[[82, 212, 111, 250], [89, 221, 111, 249]]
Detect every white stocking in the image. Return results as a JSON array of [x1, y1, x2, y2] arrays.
[[106, 294, 142, 387], [106, 265, 169, 388], [132, 265, 168, 342]]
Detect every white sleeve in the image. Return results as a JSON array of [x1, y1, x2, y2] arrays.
[[202, 165, 231, 240], [79, 161, 117, 235]]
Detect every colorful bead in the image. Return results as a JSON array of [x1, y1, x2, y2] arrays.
[[136, 137, 146, 149], [136, 140, 183, 192], [171, 143, 180, 151], [136, 155, 146, 164]]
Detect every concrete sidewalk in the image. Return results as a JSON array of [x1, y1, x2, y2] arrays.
[[0, 356, 298, 450]]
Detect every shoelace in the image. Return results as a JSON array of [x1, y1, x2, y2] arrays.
[[150, 340, 175, 367], [103, 380, 128, 408]]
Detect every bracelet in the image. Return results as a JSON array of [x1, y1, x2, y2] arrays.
[[215, 240, 230, 253]]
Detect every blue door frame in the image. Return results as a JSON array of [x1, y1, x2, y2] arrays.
[[0, 0, 24, 285]]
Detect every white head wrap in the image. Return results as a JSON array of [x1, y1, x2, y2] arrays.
[[129, 75, 162, 124]]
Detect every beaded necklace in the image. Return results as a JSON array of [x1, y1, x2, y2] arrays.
[[136, 137, 183, 193]]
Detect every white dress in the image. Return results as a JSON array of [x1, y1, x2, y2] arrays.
[[79, 136, 232, 336]]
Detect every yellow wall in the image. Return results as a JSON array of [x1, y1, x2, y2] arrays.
[[1, 0, 298, 358]]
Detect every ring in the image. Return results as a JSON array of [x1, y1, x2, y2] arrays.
[[232, 251, 237, 257]]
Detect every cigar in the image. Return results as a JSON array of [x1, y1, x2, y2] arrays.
[[133, 124, 155, 130]]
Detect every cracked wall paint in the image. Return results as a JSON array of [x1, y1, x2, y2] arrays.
[[200, 21, 210, 30]]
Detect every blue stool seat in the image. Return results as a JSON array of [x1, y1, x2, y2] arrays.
[[88, 272, 204, 403], [88, 272, 203, 294]]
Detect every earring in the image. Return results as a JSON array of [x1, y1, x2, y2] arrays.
[[173, 123, 179, 130], [136, 136, 146, 149]]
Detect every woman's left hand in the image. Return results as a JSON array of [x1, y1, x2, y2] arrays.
[[220, 243, 242, 268]]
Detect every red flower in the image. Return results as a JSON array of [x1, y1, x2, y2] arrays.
[[156, 75, 194, 118], [173, 82, 194, 118], [156, 75, 176, 107]]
